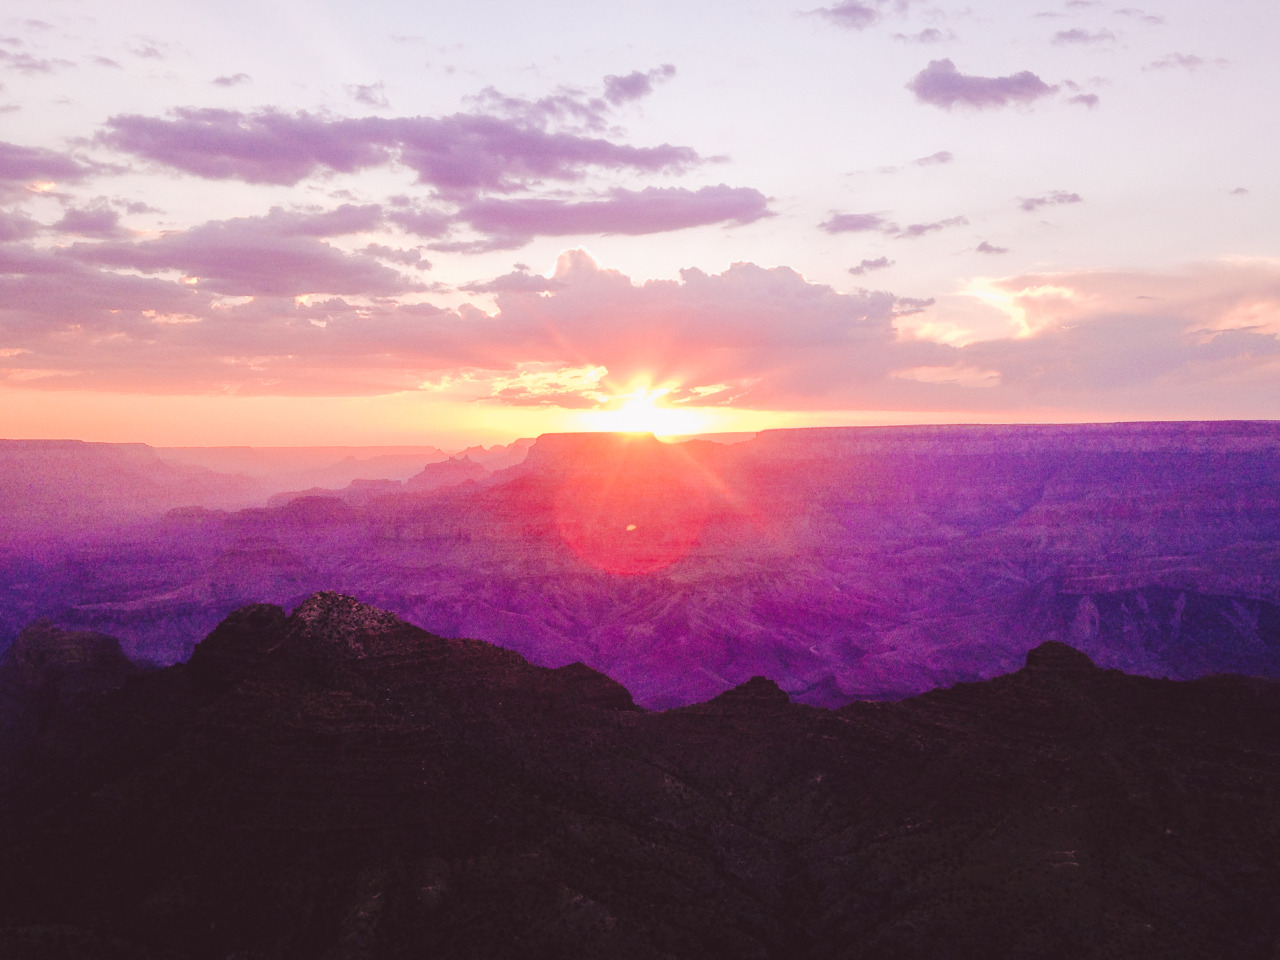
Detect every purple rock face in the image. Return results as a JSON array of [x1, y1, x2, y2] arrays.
[[3, 421, 1280, 707]]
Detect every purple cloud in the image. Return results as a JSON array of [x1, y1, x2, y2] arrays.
[[130, 42, 165, 60], [363, 244, 430, 268], [1019, 191, 1082, 212], [603, 64, 675, 105], [263, 203, 384, 236], [0, 209, 39, 242], [894, 215, 967, 238], [386, 205, 452, 239], [894, 28, 950, 43], [456, 185, 771, 241], [1053, 28, 1114, 44], [1067, 93, 1100, 108], [820, 210, 966, 238], [849, 256, 893, 275], [460, 270, 565, 294], [819, 212, 890, 233], [906, 59, 1057, 110], [212, 73, 250, 87], [1115, 7, 1165, 25], [53, 206, 127, 239], [100, 108, 700, 198], [1147, 52, 1217, 71], [0, 141, 94, 193], [0, 48, 73, 74], [1230, 187, 1249, 196], [914, 150, 953, 166], [66, 208, 420, 297], [349, 83, 389, 108], [976, 241, 1008, 254], [811, 1, 879, 29]]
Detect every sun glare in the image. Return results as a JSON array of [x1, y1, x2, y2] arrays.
[[582, 386, 713, 437]]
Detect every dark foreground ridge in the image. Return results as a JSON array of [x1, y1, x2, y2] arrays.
[[2, 592, 1279, 959]]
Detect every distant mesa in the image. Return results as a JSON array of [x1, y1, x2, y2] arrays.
[[406, 454, 488, 493]]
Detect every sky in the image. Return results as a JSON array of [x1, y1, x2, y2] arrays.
[[1, 0, 1278, 447]]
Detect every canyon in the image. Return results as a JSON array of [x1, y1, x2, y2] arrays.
[[3, 422, 1278, 708]]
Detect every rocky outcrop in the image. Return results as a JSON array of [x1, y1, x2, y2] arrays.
[[1, 593, 1279, 959], [0, 619, 137, 763]]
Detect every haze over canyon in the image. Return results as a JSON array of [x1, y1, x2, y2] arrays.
[[3, 421, 1278, 709]]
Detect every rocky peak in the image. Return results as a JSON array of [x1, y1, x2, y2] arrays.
[[691, 675, 793, 714], [0, 620, 137, 754], [284, 591, 408, 660], [3, 619, 134, 687], [1024, 640, 1099, 673]]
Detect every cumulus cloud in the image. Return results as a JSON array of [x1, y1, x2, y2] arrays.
[[0, 209, 39, 242], [348, 83, 389, 108], [1019, 190, 1082, 212], [603, 64, 675, 105], [363, 244, 430, 268], [951, 263, 1280, 409], [212, 73, 250, 87], [914, 150, 953, 165], [0, 140, 94, 192], [99, 108, 700, 198], [459, 270, 565, 294], [52, 205, 127, 239], [907, 59, 1057, 109], [65, 207, 420, 297], [1067, 93, 1100, 108], [976, 241, 1008, 254], [5, 241, 1280, 417]]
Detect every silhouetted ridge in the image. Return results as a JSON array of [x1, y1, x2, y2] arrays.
[[2, 595, 1279, 959], [718, 675, 790, 703], [682, 675, 793, 717], [0, 619, 137, 762], [1024, 639, 1099, 673]]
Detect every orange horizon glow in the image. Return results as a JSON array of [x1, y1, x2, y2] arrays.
[[0, 382, 1232, 450]]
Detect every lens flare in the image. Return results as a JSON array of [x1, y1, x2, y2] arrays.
[[583, 384, 713, 437]]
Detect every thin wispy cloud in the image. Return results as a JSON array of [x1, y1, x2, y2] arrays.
[[1053, 28, 1115, 44], [849, 256, 893, 275], [820, 211, 967, 238], [1019, 191, 1082, 212], [808, 1, 880, 30]]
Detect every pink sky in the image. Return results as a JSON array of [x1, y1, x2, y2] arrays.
[[1, 0, 1277, 445]]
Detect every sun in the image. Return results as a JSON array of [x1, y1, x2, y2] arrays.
[[583, 386, 714, 437]]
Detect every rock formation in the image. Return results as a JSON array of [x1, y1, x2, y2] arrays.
[[1, 593, 1278, 958]]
